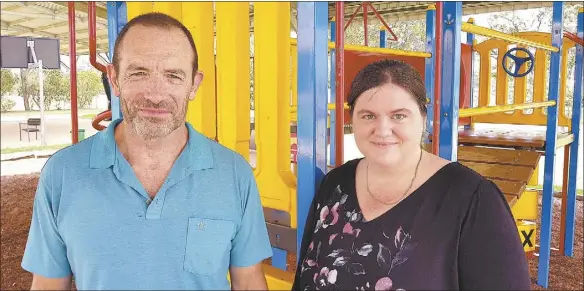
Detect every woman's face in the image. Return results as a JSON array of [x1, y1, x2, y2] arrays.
[[351, 82, 425, 168]]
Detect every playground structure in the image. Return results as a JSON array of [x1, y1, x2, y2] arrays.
[[13, 1, 581, 289]]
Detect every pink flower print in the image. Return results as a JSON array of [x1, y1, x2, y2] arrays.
[[375, 277, 393, 290], [313, 267, 338, 288], [319, 202, 340, 229], [342, 222, 361, 237]]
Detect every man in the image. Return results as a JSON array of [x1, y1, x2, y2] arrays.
[[21, 12, 272, 290]]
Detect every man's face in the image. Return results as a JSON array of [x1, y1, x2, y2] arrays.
[[107, 25, 202, 140]]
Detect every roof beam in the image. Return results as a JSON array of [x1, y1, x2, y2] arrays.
[[49, 2, 108, 20]]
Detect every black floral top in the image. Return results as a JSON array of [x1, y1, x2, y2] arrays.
[[292, 159, 531, 290]]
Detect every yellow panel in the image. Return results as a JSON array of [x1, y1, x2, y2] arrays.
[[264, 265, 294, 290], [511, 190, 538, 221], [126, 2, 153, 20], [528, 163, 540, 186], [291, 45, 298, 115], [182, 2, 217, 140], [152, 2, 182, 19], [496, 43, 508, 106], [533, 49, 547, 104], [510, 45, 528, 120], [477, 47, 491, 108], [516, 220, 537, 253], [471, 32, 575, 128], [254, 2, 297, 227], [216, 3, 251, 160]]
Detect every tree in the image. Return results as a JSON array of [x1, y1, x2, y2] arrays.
[[17, 69, 39, 111], [1, 69, 17, 97], [1, 69, 18, 112], [43, 70, 70, 110], [77, 70, 103, 108]]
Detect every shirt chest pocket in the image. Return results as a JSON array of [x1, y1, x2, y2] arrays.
[[183, 217, 235, 275]]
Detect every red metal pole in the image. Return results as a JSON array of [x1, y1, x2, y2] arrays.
[[335, 2, 345, 167], [68, 2, 78, 144], [88, 2, 106, 73], [343, 4, 362, 31], [363, 2, 368, 46], [368, 3, 398, 41], [432, 1, 443, 155]]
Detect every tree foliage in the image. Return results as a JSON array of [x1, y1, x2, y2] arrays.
[[1, 69, 17, 97], [77, 70, 103, 108]]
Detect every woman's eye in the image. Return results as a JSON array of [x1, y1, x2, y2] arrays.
[[393, 114, 406, 120]]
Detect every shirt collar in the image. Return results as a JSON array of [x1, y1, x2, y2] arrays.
[[89, 118, 214, 171]]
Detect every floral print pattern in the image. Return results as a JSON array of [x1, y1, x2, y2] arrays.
[[298, 184, 418, 291]]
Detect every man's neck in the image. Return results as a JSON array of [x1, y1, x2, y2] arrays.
[[115, 121, 188, 166]]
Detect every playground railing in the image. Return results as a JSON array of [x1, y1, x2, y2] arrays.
[[290, 39, 432, 58], [459, 100, 556, 118], [462, 22, 559, 52]]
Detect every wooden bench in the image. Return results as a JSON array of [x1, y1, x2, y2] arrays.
[[19, 118, 41, 142]]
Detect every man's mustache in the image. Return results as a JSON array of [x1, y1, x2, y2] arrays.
[[130, 100, 175, 112]]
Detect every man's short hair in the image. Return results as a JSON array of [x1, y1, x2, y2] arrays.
[[112, 12, 198, 78]]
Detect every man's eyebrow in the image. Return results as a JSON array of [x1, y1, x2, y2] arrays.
[[165, 69, 186, 76], [126, 64, 149, 72]]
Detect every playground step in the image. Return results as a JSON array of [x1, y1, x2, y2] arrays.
[[458, 146, 542, 207], [458, 127, 573, 150]]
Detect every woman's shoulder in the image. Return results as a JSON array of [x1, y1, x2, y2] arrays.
[[428, 160, 506, 205]]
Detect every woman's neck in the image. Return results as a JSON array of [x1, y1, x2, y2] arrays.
[[367, 148, 424, 181]]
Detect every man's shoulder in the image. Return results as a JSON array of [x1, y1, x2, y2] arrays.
[[203, 137, 254, 175], [42, 136, 96, 174]]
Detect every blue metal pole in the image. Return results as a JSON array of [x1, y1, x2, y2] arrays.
[[537, 1, 564, 288], [563, 7, 583, 258], [296, 1, 328, 260], [107, 1, 127, 120], [379, 27, 387, 48], [329, 18, 337, 168], [424, 5, 436, 144], [438, 1, 462, 161], [464, 18, 475, 131]]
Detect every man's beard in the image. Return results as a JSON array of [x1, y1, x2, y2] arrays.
[[121, 97, 187, 140]]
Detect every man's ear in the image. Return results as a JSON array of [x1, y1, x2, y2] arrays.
[[106, 64, 121, 97], [189, 70, 204, 101]]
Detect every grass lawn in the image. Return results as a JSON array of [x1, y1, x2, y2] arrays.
[[2, 109, 103, 117], [0, 143, 70, 155]]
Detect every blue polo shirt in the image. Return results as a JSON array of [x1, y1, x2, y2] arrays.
[[21, 119, 272, 290]]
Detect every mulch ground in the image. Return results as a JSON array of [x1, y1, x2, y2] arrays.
[[2, 173, 583, 290]]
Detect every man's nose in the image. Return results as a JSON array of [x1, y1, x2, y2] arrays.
[[142, 74, 167, 102]]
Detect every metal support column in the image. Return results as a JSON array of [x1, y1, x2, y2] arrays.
[[563, 7, 583, 258], [107, 1, 127, 120], [438, 1, 462, 161], [424, 5, 436, 144], [537, 1, 564, 288], [296, 1, 329, 259]]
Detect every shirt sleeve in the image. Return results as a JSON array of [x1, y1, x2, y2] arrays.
[[229, 157, 273, 267], [458, 179, 531, 290], [21, 160, 72, 278]]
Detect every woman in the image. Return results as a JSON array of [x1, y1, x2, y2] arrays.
[[292, 60, 531, 290]]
